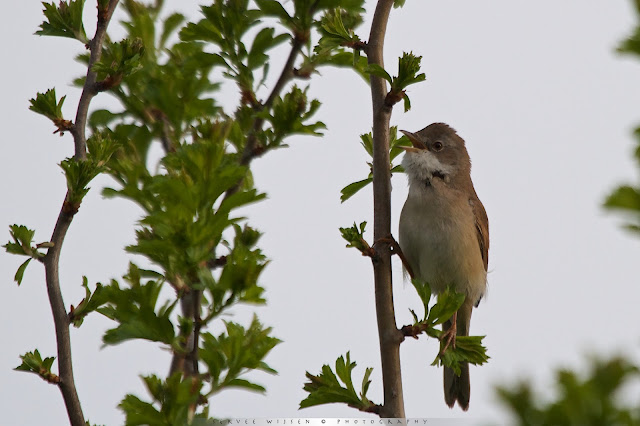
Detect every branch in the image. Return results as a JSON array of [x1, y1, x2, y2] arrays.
[[229, 0, 321, 197], [71, 0, 120, 160], [239, 34, 306, 167], [42, 2, 120, 425], [367, 0, 405, 418], [43, 200, 85, 426]]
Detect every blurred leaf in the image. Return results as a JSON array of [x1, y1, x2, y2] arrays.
[[200, 316, 280, 394], [69, 277, 110, 327], [497, 356, 640, 426], [254, 0, 292, 23], [120, 373, 203, 425], [160, 13, 185, 48], [100, 264, 176, 346]]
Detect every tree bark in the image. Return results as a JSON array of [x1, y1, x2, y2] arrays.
[[367, 0, 405, 418]]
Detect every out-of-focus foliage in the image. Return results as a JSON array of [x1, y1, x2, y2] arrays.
[[605, 0, 640, 232], [497, 357, 640, 426]]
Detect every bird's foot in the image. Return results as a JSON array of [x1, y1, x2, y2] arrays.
[[439, 312, 458, 355]]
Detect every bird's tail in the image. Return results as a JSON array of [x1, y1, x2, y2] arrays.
[[443, 299, 473, 410]]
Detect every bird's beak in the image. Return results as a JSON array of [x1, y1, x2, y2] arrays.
[[399, 130, 427, 151]]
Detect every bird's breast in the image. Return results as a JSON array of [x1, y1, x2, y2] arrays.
[[399, 184, 486, 303]]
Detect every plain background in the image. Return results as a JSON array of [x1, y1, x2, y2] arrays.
[[1, 1, 640, 424]]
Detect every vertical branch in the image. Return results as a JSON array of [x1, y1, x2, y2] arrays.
[[43, 1, 120, 425], [72, 0, 120, 160], [44, 206, 85, 426], [367, 0, 405, 418]]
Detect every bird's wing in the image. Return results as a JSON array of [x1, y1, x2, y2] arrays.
[[470, 195, 489, 271]]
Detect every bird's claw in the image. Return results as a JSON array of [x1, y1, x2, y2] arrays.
[[439, 326, 457, 355]]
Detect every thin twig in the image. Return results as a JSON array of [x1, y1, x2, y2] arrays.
[[226, 1, 321, 198], [71, 0, 120, 160], [367, 0, 405, 418], [239, 36, 306, 167], [43, 2, 121, 425]]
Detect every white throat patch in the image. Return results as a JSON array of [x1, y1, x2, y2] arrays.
[[402, 150, 453, 184]]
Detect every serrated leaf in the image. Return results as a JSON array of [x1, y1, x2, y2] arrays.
[[300, 352, 377, 410], [29, 88, 65, 121], [36, 0, 88, 42]]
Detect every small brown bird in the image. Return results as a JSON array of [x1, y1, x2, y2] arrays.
[[398, 123, 489, 411]]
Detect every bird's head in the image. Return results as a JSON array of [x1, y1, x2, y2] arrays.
[[400, 122, 472, 187]]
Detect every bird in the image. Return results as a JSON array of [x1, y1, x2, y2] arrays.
[[398, 122, 489, 411]]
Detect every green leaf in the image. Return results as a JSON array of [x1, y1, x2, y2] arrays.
[[100, 264, 176, 346], [392, 51, 426, 92], [403, 94, 412, 112], [409, 278, 432, 322], [604, 185, 640, 233], [29, 88, 65, 122], [160, 13, 186, 48], [340, 177, 372, 202], [426, 287, 465, 326], [15, 350, 59, 383], [339, 221, 371, 255], [119, 394, 165, 425], [14, 258, 32, 286], [301, 352, 378, 411], [255, 0, 293, 23], [36, 0, 88, 42], [69, 277, 111, 327], [604, 185, 640, 212], [365, 63, 392, 82], [200, 316, 280, 394], [3, 225, 45, 263]]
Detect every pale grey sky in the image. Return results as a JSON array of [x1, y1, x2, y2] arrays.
[[1, 1, 639, 425]]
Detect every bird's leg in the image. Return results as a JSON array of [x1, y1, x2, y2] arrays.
[[440, 311, 458, 354]]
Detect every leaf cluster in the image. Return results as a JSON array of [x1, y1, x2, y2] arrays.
[[301, 352, 377, 413], [3, 225, 49, 285], [497, 356, 640, 426], [15, 349, 59, 384], [92, 38, 146, 91], [340, 126, 411, 202], [406, 279, 489, 376], [366, 52, 426, 112], [339, 221, 372, 256], [118, 318, 279, 425], [29, 88, 72, 135], [61, 134, 118, 208], [200, 316, 280, 395]]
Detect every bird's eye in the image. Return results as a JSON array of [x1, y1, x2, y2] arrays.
[[432, 141, 444, 151]]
